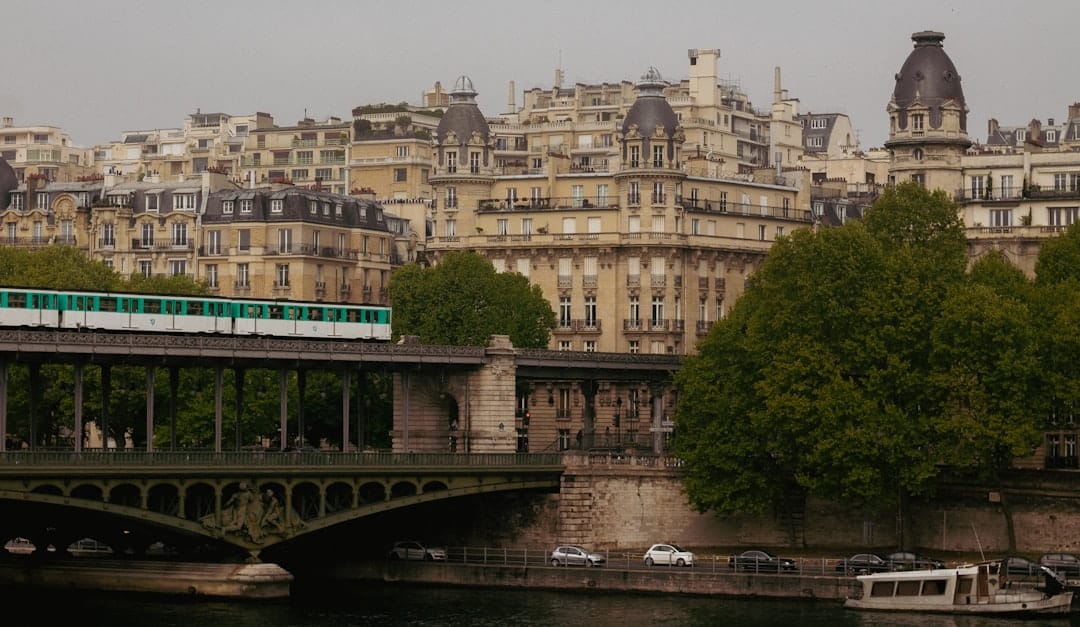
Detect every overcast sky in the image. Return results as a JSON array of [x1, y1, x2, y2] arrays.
[[3, 0, 1076, 149]]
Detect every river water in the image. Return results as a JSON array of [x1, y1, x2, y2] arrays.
[[8, 581, 1078, 627]]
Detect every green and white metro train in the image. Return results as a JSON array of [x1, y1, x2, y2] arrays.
[[0, 287, 392, 341]]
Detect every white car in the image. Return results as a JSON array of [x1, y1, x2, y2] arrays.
[[388, 541, 447, 561], [644, 543, 695, 567]]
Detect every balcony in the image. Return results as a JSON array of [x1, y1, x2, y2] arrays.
[[696, 320, 714, 335], [476, 197, 618, 212], [956, 186, 1080, 203], [552, 319, 602, 334]]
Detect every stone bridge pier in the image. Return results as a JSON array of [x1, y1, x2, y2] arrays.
[[391, 335, 518, 453]]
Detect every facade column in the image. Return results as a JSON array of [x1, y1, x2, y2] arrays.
[[100, 365, 111, 450], [297, 369, 306, 448], [0, 360, 6, 452], [340, 369, 351, 452], [145, 367, 155, 452], [28, 363, 40, 450], [214, 366, 223, 453], [278, 369, 288, 451], [581, 379, 598, 447], [650, 381, 666, 454], [169, 367, 179, 451], [73, 364, 84, 452], [234, 368, 245, 451]]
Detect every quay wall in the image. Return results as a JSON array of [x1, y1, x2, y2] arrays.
[[490, 454, 1080, 554], [331, 561, 860, 601]]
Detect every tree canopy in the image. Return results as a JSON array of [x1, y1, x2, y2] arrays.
[[388, 251, 555, 348], [672, 183, 1047, 533]]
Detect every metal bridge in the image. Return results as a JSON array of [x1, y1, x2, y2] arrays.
[[0, 451, 564, 562]]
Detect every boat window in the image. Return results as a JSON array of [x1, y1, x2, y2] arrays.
[[955, 577, 973, 594], [920, 579, 947, 595], [869, 581, 894, 598], [896, 581, 920, 596]]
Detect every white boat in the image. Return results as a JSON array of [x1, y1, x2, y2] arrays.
[[844, 558, 1073, 616]]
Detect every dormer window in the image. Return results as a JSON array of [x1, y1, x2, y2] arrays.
[[1016, 130, 1026, 143], [222, 200, 234, 214], [912, 114, 925, 131], [810, 118, 827, 129], [1047, 130, 1057, 143]]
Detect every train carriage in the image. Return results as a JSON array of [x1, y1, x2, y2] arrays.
[[0, 289, 61, 327]]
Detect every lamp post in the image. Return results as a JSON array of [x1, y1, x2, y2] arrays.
[[614, 396, 622, 447]]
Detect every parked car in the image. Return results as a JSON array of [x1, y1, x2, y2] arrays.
[[550, 545, 606, 567], [1039, 553, 1080, 578], [885, 551, 945, 571], [1003, 556, 1042, 578], [729, 550, 797, 572], [836, 553, 891, 575], [644, 543, 695, 567], [388, 541, 447, 561]]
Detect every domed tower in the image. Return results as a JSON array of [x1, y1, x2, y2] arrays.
[[0, 156, 16, 210], [430, 76, 494, 239], [615, 68, 686, 207], [886, 31, 971, 193]]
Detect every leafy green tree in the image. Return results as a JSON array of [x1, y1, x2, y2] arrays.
[[673, 182, 1041, 546], [388, 251, 555, 348]]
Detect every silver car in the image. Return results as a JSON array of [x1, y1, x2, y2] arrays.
[[644, 543, 695, 567], [550, 545, 606, 567], [388, 540, 447, 561]]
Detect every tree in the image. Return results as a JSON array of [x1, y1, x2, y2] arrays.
[[673, 182, 1039, 545], [388, 251, 555, 348]]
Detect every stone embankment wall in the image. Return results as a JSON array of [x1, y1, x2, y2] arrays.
[[504, 453, 1080, 554]]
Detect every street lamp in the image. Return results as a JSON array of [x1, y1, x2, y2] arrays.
[[614, 396, 622, 446]]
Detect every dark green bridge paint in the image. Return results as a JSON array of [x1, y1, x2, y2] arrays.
[[0, 451, 564, 560]]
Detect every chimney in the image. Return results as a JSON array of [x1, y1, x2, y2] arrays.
[[773, 67, 782, 104], [1, 117, 12, 128], [1048, 117, 1055, 126], [988, 118, 999, 137], [508, 80, 516, 112]]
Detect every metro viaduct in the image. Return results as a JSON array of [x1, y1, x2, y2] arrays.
[[0, 329, 681, 561]]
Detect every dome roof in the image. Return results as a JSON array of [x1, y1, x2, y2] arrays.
[[435, 74, 489, 145], [622, 67, 679, 137], [892, 31, 966, 128], [0, 156, 16, 208]]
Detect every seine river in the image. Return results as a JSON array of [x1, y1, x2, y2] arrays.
[[7, 581, 1078, 627]]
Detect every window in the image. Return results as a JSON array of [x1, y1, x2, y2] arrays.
[[497, 218, 509, 235], [1001, 175, 1014, 197], [652, 182, 665, 204], [1016, 130, 1026, 143], [691, 218, 700, 235], [297, 151, 313, 165], [516, 258, 530, 277], [141, 223, 154, 247], [270, 199, 283, 213], [912, 114, 925, 131], [521, 218, 532, 235], [169, 259, 186, 276], [990, 209, 1012, 227], [912, 147, 923, 161], [651, 215, 665, 234], [629, 295, 640, 326], [810, 117, 827, 129], [396, 145, 409, 157], [206, 230, 221, 255], [651, 295, 664, 327], [971, 176, 985, 199], [291, 169, 309, 181], [758, 224, 766, 240], [469, 151, 480, 174], [172, 222, 188, 246], [911, 173, 926, 187], [596, 184, 608, 206], [1047, 130, 1057, 143], [558, 340, 571, 351], [1048, 207, 1079, 227], [222, 200, 234, 214], [719, 191, 727, 212], [652, 145, 664, 168], [557, 429, 570, 451], [559, 296, 571, 327], [583, 340, 596, 353], [808, 136, 823, 148], [628, 340, 640, 354], [238, 229, 250, 252], [394, 168, 407, 182], [571, 185, 584, 208], [629, 181, 640, 205], [239, 199, 252, 213], [584, 296, 597, 329], [236, 263, 249, 288], [206, 264, 218, 288], [275, 264, 290, 288], [278, 228, 292, 253], [139, 260, 152, 277], [446, 187, 457, 209], [173, 193, 196, 210], [145, 193, 159, 213], [446, 152, 457, 173], [444, 219, 456, 237], [102, 223, 115, 247], [309, 199, 318, 214], [1055, 173, 1068, 191], [630, 146, 640, 168]]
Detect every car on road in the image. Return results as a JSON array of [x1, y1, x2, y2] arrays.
[[885, 551, 945, 571], [644, 543, 695, 567], [729, 549, 797, 573], [1003, 556, 1042, 578], [388, 541, 447, 561], [550, 545, 606, 567], [836, 553, 891, 575], [1039, 553, 1080, 578]]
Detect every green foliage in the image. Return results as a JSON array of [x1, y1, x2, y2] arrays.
[[388, 251, 555, 348], [1033, 222, 1080, 287], [674, 181, 1044, 519]]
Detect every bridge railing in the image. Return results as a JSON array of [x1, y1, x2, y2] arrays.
[[0, 451, 566, 468]]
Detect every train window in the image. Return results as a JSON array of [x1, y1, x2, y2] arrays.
[[246, 304, 259, 318], [100, 298, 117, 312], [189, 301, 203, 316], [8, 293, 26, 308], [308, 308, 323, 321], [144, 300, 161, 314], [286, 307, 300, 321], [269, 305, 283, 320], [347, 309, 360, 323]]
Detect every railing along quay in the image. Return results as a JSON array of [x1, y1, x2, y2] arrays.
[[0, 451, 566, 469]]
